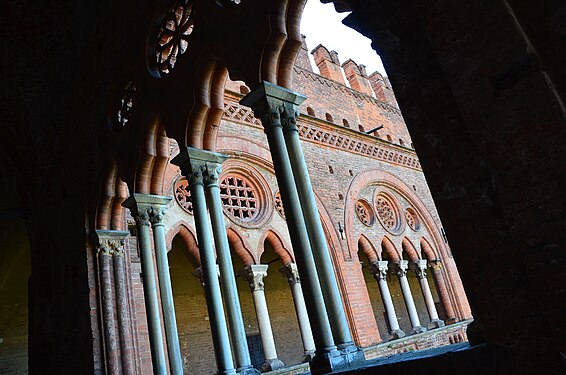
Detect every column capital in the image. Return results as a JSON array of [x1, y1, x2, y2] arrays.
[[95, 230, 129, 256], [368, 260, 389, 281], [122, 193, 172, 225], [412, 259, 428, 279], [240, 82, 306, 131], [192, 265, 221, 287], [428, 259, 443, 272], [239, 265, 269, 292], [279, 263, 300, 285], [391, 260, 409, 277], [171, 147, 228, 186]]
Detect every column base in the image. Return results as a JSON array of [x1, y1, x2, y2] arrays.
[[411, 326, 427, 334], [428, 319, 445, 329], [236, 365, 260, 375], [302, 350, 316, 363], [261, 358, 284, 372], [309, 345, 366, 375], [390, 329, 406, 340]]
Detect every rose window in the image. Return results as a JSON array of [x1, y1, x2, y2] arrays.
[[220, 175, 258, 222], [375, 193, 401, 233], [155, 0, 195, 75], [174, 178, 193, 214], [355, 199, 374, 226], [115, 81, 136, 131], [405, 208, 420, 231], [274, 191, 285, 219]]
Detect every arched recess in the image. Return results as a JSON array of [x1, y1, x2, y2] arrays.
[[226, 227, 256, 266], [401, 237, 420, 262], [381, 236, 401, 262], [358, 235, 379, 263], [259, 229, 294, 265], [96, 161, 129, 231], [166, 222, 200, 265]]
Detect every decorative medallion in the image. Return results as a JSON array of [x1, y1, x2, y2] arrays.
[[375, 192, 402, 234], [155, 0, 194, 75], [219, 175, 258, 222], [355, 199, 374, 226], [274, 191, 285, 219], [174, 178, 193, 214], [405, 208, 420, 231], [115, 80, 136, 131]]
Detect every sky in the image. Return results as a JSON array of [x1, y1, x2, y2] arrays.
[[300, 1, 387, 76]]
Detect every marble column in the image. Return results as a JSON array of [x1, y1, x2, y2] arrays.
[[240, 265, 284, 372], [368, 261, 405, 339], [97, 230, 135, 375], [429, 260, 457, 324], [172, 151, 236, 375], [280, 263, 316, 361], [201, 150, 257, 375], [241, 83, 340, 371], [278, 87, 357, 355], [148, 197, 184, 375], [414, 260, 445, 328], [95, 235, 120, 375], [392, 260, 426, 334], [122, 197, 168, 375]]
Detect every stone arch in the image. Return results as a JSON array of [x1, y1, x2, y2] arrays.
[[96, 161, 129, 231], [401, 237, 420, 262], [358, 235, 379, 263], [420, 237, 439, 260], [259, 229, 294, 265], [381, 236, 401, 262], [166, 222, 200, 265], [226, 227, 256, 266]]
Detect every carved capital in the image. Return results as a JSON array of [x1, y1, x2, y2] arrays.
[[204, 162, 223, 187], [368, 260, 389, 281], [122, 194, 172, 226], [280, 105, 301, 133], [279, 263, 300, 285], [171, 147, 228, 189], [239, 264, 268, 292], [391, 260, 409, 277], [413, 259, 428, 279], [428, 259, 443, 272], [147, 205, 167, 225], [95, 230, 129, 257]]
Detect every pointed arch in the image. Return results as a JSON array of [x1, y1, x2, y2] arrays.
[[381, 236, 401, 262], [401, 237, 420, 262], [110, 179, 129, 231], [167, 222, 200, 266], [96, 161, 118, 230], [358, 235, 378, 263], [149, 126, 170, 195], [420, 237, 439, 260], [226, 227, 256, 266], [260, 229, 294, 265]]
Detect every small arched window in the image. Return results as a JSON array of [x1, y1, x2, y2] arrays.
[[325, 113, 333, 123], [239, 85, 250, 95], [399, 138, 405, 146], [386, 134, 392, 142], [358, 124, 365, 132], [342, 119, 349, 127], [373, 131, 380, 138], [307, 107, 315, 116]]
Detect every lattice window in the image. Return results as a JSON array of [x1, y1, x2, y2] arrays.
[[155, 0, 194, 75], [174, 178, 193, 214], [355, 199, 374, 226], [274, 191, 285, 219], [220, 175, 258, 221], [375, 194, 400, 232], [405, 208, 420, 231]]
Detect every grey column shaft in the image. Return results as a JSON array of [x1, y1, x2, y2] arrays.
[[191, 179, 236, 375], [282, 109, 353, 348], [152, 214, 183, 375], [206, 182, 253, 371], [136, 220, 168, 375], [113, 253, 136, 375], [262, 117, 336, 354], [377, 278, 401, 332], [99, 252, 120, 375]]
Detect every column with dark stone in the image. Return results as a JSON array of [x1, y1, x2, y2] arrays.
[[414, 260, 445, 329], [122, 196, 168, 375], [241, 84, 343, 374], [368, 261, 405, 339], [95, 234, 121, 375], [201, 150, 258, 375], [172, 150, 237, 375], [392, 260, 426, 334], [240, 265, 284, 372], [280, 263, 316, 361]]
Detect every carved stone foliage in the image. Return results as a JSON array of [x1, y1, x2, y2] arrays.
[[115, 80, 136, 131], [375, 192, 402, 234], [219, 174, 258, 222], [154, 0, 194, 75], [355, 199, 374, 226], [174, 178, 193, 214]]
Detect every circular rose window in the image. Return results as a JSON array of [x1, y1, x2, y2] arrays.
[[355, 199, 374, 226], [153, 0, 195, 76], [219, 172, 271, 227], [405, 207, 420, 231], [174, 178, 193, 215], [374, 192, 403, 234]]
